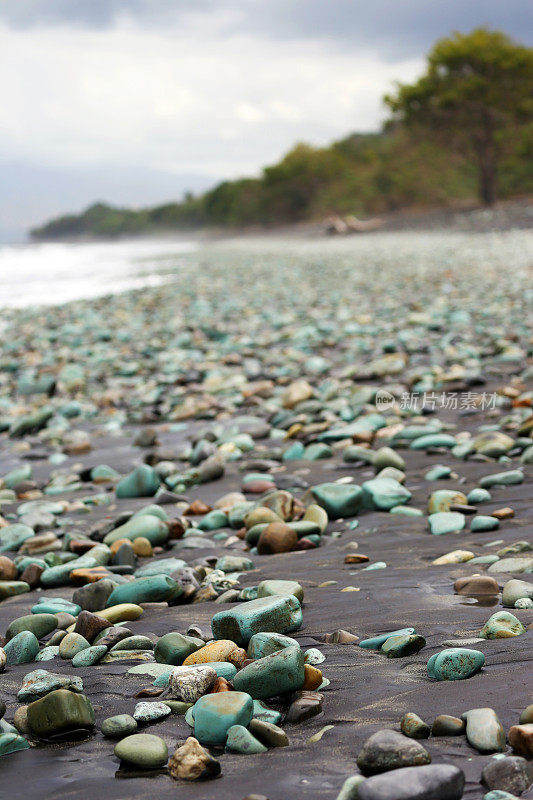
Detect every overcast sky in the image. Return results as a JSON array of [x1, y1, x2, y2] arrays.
[[1, 0, 531, 237]]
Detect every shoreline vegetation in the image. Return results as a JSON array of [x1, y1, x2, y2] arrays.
[[30, 128, 533, 242]]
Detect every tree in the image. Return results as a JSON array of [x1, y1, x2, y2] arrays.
[[385, 29, 533, 205]]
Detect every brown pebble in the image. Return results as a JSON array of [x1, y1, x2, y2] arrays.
[[132, 537, 153, 557], [344, 554, 369, 564], [491, 507, 514, 520], [257, 522, 297, 555], [294, 537, 318, 551], [135, 687, 165, 698], [209, 677, 233, 693], [449, 503, 477, 514], [323, 629, 359, 644], [454, 576, 499, 596], [303, 664, 323, 690], [184, 500, 212, 515], [508, 723, 533, 755], [0, 556, 17, 581]]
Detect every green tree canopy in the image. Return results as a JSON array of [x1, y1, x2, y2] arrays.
[[385, 28, 533, 205]]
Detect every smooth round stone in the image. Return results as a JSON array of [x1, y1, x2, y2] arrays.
[[310, 482, 363, 519], [182, 639, 243, 666], [233, 645, 304, 699], [425, 465, 453, 481], [390, 505, 424, 516], [133, 701, 171, 724], [114, 733, 168, 768], [72, 645, 107, 667], [356, 728, 431, 775], [411, 433, 456, 450], [454, 576, 499, 596], [401, 712, 430, 739], [134, 558, 187, 578], [462, 708, 506, 753], [193, 691, 254, 745], [257, 522, 298, 554], [110, 636, 154, 652], [471, 516, 500, 533], [103, 515, 168, 547], [32, 599, 81, 616], [428, 648, 485, 681], [428, 490, 467, 513], [215, 555, 254, 573], [116, 465, 160, 499], [480, 611, 525, 639], [211, 595, 302, 646], [106, 576, 178, 607], [502, 580, 533, 608], [103, 711, 138, 736], [432, 550, 474, 565], [59, 633, 90, 659], [362, 478, 411, 511], [27, 689, 95, 737], [6, 614, 58, 642], [488, 557, 533, 574], [101, 650, 155, 664], [469, 555, 500, 565], [359, 628, 415, 650], [154, 633, 203, 665], [431, 715, 465, 736], [357, 764, 464, 800], [4, 631, 40, 665], [481, 754, 533, 794], [479, 470, 523, 488], [256, 579, 304, 602], [226, 724, 267, 754], [428, 512, 465, 535], [474, 432, 514, 457], [468, 488, 492, 504], [197, 510, 228, 531], [0, 732, 30, 756]]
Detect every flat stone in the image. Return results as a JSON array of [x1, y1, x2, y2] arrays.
[[454, 576, 499, 596], [359, 628, 415, 650], [114, 733, 168, 768], [249, 717, 289, 747], [133, 701, 171, 724], [257, 579, 304, 602], [502, 579, 533, 607], [106, 575, 179, 607], [101, 714, 138, 738], [471, 515, 500, 532], [431, 715, 465, 736]]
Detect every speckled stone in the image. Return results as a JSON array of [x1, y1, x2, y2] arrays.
[[427, 648, 485, 681]]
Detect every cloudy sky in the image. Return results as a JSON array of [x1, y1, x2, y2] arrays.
[[1, 0, 531, 238]]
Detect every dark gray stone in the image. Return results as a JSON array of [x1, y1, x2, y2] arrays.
[[358, 764, 465, 800]]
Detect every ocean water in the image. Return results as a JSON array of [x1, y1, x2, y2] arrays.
[[0, 237, 198, 309]]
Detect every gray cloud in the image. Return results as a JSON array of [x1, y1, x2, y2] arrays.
[[2, 0, 532, 58]]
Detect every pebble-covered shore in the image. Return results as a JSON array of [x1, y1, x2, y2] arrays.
[[0, 229, 532, 800]]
